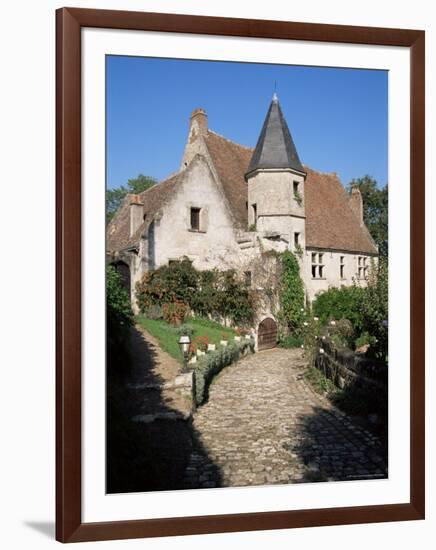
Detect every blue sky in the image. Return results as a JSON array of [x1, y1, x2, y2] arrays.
[[106, 56, 387, 190]]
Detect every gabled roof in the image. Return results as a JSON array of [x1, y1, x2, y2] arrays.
[[106, 172, 181, 253], [246, 94, 305, 177], [107, 122, 377, 256]]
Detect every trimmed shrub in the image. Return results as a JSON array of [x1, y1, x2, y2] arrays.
[[193, 339, 255, 406]]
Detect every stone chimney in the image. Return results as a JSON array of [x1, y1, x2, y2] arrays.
[[189, 108, 208, 141], [349, 187, 363, 226], [180, 108, 209, 170], [129, 194, 144, 237]]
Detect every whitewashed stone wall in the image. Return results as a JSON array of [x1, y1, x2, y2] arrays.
[[247, 170, 305, 241], [303, 249, 376, 302], [144, 156, 243, 273]]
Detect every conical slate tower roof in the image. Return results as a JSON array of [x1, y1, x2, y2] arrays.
[[246, 93, 305, 178]]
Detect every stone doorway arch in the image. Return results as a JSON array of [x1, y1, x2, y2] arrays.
[[257, 317, 278, 351]]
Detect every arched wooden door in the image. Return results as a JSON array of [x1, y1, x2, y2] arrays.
[[257, 317, 277, 351]]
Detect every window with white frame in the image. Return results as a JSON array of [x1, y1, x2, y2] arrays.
[[340, 255, 345, 279], [357, 256, 368, 279], [311, 252, 325, 279]]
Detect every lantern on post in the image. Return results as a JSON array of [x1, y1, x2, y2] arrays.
[[178, 334, 191, 372]]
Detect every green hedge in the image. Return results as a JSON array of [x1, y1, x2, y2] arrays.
[[193, 339, 254, 406]]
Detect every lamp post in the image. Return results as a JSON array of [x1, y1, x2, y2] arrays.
[[178, 334, 191, 372]]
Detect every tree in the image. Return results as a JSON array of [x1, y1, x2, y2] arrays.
[[347, 175, 388, 257], [106, 174, 157, 223], [107, 265, 133, 369]]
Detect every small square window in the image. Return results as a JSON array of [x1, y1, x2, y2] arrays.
[[244, 270, 252, 286], [190, 207, 201, 231], [311, 252, 317, 263], [318, 253, 324, 264], [293, 181, 299, 195]]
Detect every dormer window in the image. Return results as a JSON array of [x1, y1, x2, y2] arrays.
[[190, 207, 201, 231]]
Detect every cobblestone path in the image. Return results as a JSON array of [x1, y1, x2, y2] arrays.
[[183, 348, 387, 489]]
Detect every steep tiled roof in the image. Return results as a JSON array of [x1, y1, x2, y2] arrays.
[[246, 95, 305, 177], [204, 131, 377, 254], [108, 130, 377, 256], [106, 173, 180, 253], [204, 131, 252, 229], [304, 167, 377, 254]]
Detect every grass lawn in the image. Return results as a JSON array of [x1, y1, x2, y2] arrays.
[[136, 316, 236, 364]]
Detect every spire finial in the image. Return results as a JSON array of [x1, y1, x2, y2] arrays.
[[272, 91, 278, 103]]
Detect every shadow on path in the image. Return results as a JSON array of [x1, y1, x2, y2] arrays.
[[107, 326, 222, 493], [289, 404, 388, 483]]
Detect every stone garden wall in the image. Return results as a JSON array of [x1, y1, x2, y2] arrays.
[[315, 337, 387, 395]]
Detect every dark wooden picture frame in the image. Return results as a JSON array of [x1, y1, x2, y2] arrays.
[[56, 7, 425, 543]]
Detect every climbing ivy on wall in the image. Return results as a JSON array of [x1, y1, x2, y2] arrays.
[[279, 250, 305, 333]]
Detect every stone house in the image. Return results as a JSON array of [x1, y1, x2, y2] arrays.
[[107, 94, 377, 347]]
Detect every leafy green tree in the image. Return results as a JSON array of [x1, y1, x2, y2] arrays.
[[347, 175, 388, 257], [106, 174, 157, 223], [312, 285, 366, 331], [360, 257, 388, 360], [107, 265, 133, 368]]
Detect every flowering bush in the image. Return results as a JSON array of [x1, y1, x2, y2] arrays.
[[135, 259, 254, 325], [193, 335, 209, 352], [162, 301, 189, 325]]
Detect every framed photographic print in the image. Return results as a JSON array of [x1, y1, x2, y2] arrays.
[[56, 7, 425, 543]]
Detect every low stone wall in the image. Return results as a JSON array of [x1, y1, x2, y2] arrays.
[[193, 336, 255, 407], [315, 336, 387, 395]]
